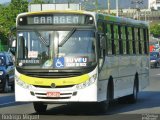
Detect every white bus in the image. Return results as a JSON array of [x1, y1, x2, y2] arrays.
[[13, 10, 149, 113]]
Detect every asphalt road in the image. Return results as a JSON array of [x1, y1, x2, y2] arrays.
[[0, 68, 160, 120]]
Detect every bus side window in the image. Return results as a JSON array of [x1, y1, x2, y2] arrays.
[[114, 25, 119, 55], [128, 27, 133, 54], [97, 21, 103, 33], [144, 28, 148, 54], [134, 28, 139, 54], [132, 27, 136, 54], [118, 25, 123, 54], [146, 29, 149, 54], [111, 24, 115, 55], [121, 26, 126, 54], [125, 26, 129, 54], [138, 28, 142, 54], [140, 28, 144, 54], [106, 24, 112, 55]]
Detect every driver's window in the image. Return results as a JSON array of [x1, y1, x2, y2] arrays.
[[97, 20, 105, 49]]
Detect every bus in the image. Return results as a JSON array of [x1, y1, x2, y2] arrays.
[[13, 10, 149, 113]]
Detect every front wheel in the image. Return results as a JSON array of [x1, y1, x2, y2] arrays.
[[96, 83, 113, 113], [97, 99, 109, 113], [33, 102, 47, 114]]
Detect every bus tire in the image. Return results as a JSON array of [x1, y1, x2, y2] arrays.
[[33, 102, 47, 114], [98, 78, 113, 113], [127, 74, 139, 103], [98, 98, 109, 113]]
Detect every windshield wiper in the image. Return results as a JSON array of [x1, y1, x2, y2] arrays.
[[35, 30, 49, 47], [59, 28, 76, 47]]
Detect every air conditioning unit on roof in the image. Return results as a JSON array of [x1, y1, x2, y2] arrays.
[[28, 3, 82, 12]]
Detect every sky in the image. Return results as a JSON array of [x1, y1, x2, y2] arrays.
[[0, 0, 148, 9], [0, 0, 10, 4]]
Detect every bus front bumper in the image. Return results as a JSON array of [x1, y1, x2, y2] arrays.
[[15, 81, 98, 102]]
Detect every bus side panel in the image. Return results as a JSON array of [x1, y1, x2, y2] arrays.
[[98, 56, 119, 101], [98, 55, 149, 102], [118, 55, 149, 98], [139, 56, 150, 90], [118, 56, 135, 98]]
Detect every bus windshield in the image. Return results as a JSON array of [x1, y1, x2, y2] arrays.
[[17, 30, 96, 69]]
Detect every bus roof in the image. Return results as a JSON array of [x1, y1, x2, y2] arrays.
[[96, 13, 148, 27], [17, 10, 148, 27]]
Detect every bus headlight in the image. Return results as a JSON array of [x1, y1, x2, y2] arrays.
[[15, 76, 32, 89], [76, 74, 97, 89], [0, 71, 3, 75]]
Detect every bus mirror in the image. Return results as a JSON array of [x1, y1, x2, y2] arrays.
[[9, 26, 17, 56], [9, 38, 16, 56], [11, 39, 16, 47]]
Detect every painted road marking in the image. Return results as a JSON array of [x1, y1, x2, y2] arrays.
[[0, 101, 15, 106], [0, 95, 15, 106]]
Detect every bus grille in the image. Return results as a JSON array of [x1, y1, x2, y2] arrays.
[[37, 97, 70, 99], [33, 85, 74, 88], [24, 72, 82, 78], [16, 66, 96, 78]]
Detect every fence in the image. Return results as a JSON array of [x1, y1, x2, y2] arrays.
[[119, 10, 160, 22]]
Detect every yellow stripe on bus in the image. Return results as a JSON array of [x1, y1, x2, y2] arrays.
[[27, 10, 85, 15], [19, 73, 89, 86]]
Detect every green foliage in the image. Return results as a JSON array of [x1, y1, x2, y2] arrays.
[[30, 0, 45, 4], [0, 0, 28, 46], [150, 24, 160, 38], [0, 43, 5, 51], [0, 0, 47, 46]]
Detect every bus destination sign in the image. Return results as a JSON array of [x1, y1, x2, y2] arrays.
[[27, 15, 84, 25], [18, 14, 94, 25]]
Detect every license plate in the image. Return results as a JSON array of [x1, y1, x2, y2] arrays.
[[46, 92, 60, 97]]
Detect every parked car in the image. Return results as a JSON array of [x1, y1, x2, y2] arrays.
[[150, 52, 160, 68], [0, 52, 15, 92]]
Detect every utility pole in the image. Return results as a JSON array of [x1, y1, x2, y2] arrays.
[[108, 0, 110, 14], [131, 0, 143, 20], [95, 0, 98, 11], [116, 0, 118, 16]]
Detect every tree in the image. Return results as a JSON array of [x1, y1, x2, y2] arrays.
[[30, 0, 45, 4], [150, 24, 160, 38], [0, 0, 28, 48]]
